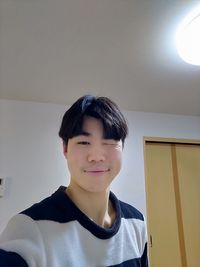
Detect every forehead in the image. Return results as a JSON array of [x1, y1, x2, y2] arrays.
[[73, 115, 121, 141], [82, 116, 104, 134]]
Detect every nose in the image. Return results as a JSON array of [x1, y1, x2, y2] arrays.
[[87, 144, 106, 162]]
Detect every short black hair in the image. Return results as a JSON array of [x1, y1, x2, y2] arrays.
[[59, 95, 128, 146]]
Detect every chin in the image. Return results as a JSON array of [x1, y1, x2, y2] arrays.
[[82, 183, 111, 194]]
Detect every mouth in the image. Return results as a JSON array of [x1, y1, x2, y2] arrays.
[[84, 169, 110, 173]]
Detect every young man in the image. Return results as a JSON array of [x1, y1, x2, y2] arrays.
[[0, 95, 148, 267]]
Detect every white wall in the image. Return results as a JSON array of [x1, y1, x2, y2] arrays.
[[1, 99, 200, 232]]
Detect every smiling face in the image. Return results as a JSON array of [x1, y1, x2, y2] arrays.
[[64, 116, 123, 194]]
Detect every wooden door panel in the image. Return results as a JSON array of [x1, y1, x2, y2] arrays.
[[176, 144, 200, 267], [145, 143, 181, 267]]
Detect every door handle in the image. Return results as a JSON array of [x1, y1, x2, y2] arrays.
[[150, 235, 153, 247]]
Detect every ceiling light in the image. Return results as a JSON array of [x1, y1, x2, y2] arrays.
[[175, 5, 200, 65]]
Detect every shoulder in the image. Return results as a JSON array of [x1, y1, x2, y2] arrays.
[[21, 193, 56, 220], [110, 191, 145, 221], [119, 200, 145, 221], [21, 186, 74, 222]]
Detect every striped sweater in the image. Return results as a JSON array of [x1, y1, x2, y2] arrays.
[[0, 186, 148, 267]]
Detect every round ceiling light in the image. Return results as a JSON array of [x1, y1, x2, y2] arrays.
[[175, 5, 200, 65]]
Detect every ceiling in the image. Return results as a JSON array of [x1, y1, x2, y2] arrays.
[[0, 0, 200, 116]]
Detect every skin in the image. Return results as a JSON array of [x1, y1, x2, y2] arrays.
[[63, 116, 123, 228]]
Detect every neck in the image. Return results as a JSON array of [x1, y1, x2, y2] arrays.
[[65, 184, 115, 228]]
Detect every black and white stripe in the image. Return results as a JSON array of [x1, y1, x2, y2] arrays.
[[0, 186, 148, 267]]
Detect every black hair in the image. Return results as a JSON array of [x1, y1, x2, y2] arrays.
[[59, 95, 128, 146]]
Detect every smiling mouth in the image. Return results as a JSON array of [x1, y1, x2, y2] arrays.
[[84, 169, 110, 173]]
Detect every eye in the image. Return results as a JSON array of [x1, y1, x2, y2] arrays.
[[77, 141, 90, 145], [103, 140, 118, 146]]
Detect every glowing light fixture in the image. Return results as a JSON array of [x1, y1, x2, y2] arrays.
[[175, 5, 200, 65]]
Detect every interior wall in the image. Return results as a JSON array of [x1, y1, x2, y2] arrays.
[[1, 99, 200, 232]]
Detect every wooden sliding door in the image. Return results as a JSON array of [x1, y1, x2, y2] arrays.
[[144, 139, 200, 267]]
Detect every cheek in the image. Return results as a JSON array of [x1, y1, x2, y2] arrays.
[[67, 149, 87, 167], [109, 151, 122, 166]]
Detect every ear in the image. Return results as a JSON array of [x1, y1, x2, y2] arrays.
[[63, 141, 68, 156]]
